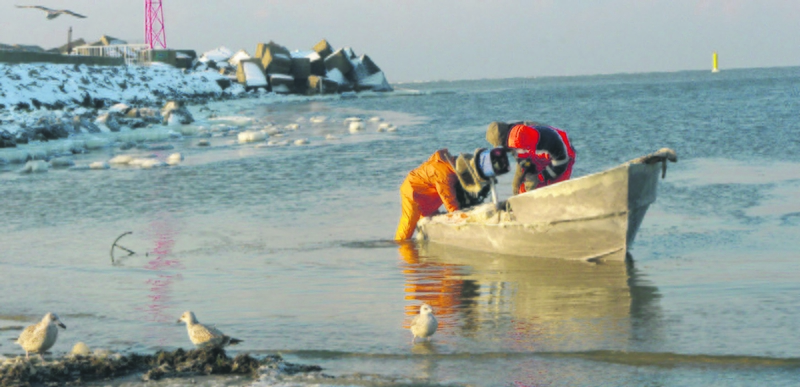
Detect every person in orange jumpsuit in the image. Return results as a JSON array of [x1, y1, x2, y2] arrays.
[[394, 149, 461, 241], [486, 121, 576, 194]]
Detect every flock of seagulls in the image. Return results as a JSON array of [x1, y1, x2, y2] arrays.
[[15, 5, 87, 20], [13, 306, 438, 360]]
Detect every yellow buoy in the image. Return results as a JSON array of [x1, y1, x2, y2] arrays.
[[712, 52, 719, 73]]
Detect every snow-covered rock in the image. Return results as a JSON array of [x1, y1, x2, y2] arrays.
[[161, 101, 194, 126], [200, 47, 234, 63], [0, 63, 227, 111]]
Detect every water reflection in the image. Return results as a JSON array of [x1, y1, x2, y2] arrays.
[[138, 214, 184, 346], [398, 242, 479, 332], [399, 242, 662, 352]]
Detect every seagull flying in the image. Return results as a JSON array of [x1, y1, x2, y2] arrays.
[[15, 5, 87, 20]]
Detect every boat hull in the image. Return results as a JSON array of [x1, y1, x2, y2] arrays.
[[416, 150, 673, 262]]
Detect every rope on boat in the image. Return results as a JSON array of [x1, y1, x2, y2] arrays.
[[638, 148, 678, 179]]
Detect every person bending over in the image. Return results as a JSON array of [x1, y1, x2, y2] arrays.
[[395, 149, 461, 241], [486, 121, 576, 194]]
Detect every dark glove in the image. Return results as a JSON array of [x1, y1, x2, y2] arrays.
[[512, 162, 540, 195], [477, 183, 492, 201], [512, 164, 524, 195]]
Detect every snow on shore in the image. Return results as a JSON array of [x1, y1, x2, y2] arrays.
[[0, 62, 245, 134], [0, 63, 239, 107]]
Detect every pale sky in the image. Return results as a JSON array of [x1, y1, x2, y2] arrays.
[[2, 0, 798, 82]]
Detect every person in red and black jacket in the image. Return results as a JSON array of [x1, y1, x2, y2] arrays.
[[486, 121, 576, 194]]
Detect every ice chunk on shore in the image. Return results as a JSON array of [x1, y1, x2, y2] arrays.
[[348, 122, 365, 133], [109, 155, 134, 165], [167, 153, 184, 165], [238, 130, 267, 143], [90, 161, 110, 170], [139, 159, 166, 169], [20, 160, 49, 174]]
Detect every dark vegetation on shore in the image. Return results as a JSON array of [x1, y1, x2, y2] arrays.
[[0, 347, 324, 386]]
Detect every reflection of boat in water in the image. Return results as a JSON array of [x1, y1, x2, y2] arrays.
[[406, 243, 662, 351], [416, 148, 677, 262]]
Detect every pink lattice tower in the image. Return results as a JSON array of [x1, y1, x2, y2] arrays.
[[144, 0, 167, 49]]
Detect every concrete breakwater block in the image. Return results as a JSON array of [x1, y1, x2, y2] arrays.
[[256, 41, 292, 75], [360, 54, 382, 75], [269, 74, 295, 94], [324, 48, 353, 76], [346, 55, 391, 92], [228, 49, 251, 67], [236, 59, 268, 89], [309, 55, 326, 76], [291, 57, 311, 80], [256, 41, 290, 59], [357, 71, 393, 92], [261, 52, 291, 75], [343, 47, 357, 59], [312, 39, 334, 60], [306, 75, 339, 95]]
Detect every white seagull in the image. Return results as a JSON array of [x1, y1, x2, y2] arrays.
[[15, 5, 87, 20], [177, 311, 243, 349], [410, 304, 438, 344], [15, 312, 67, 360]]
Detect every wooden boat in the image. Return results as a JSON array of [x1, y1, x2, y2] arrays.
[[415, 148, 677, 262]]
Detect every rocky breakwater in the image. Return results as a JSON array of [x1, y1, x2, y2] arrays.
[[201, 39, 392, 95], [0, 98, 195, 150], [0, 346, 325, 386], [0, 61, 245, 148]]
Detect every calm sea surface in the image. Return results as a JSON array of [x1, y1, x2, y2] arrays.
[[1, 67, 799, 386]]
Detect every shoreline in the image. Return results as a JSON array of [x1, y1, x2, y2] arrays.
[[0, 60, 391, 151], [0, 62, 247, 147], [0, 346, 326, 386]]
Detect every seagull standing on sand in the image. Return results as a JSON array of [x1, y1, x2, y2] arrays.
[[15, 5, 87, 20], [15, 312, 67, 360], [410, 304, 438, 344], [177, 311, 243, 349]]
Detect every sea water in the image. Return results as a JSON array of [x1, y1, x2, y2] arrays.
[[1, 67, 799, 386]]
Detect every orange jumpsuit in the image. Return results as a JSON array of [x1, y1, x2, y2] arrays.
[[394, 150, 460, 240]]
